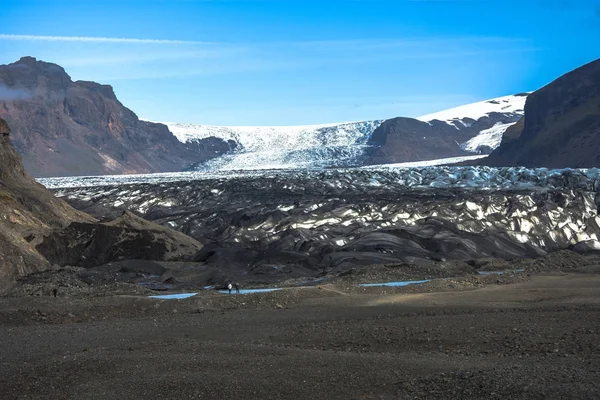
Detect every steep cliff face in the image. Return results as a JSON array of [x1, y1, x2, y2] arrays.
[[483, 58, 600, 167], [0, 57, 231, 177], [0, 117, 94, 289]]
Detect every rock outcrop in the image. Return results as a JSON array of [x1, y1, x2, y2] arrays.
[[36, 211, 203, 268], [482, 58, 600, 167], [0, 57, 234, 177]]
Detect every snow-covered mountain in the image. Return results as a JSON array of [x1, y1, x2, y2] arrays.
[[163, 93, 528, 171], [417, 93, 528, 124]]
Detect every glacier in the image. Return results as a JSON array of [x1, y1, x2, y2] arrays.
[[41, 165, 600, 274], [460, 122, 516, 153]]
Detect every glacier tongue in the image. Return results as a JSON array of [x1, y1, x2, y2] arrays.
[[165, 120, 384, 170]]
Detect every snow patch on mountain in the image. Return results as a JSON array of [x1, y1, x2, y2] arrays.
[[418, 93, 528, 153], [418, 93, 528, 125]]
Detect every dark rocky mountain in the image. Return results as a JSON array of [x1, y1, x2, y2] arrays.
[[482, 58, 600, 168], [0, 57, 234, 177], [366, 99, 526, 165]]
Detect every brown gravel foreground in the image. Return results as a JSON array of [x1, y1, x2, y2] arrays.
[[1, 273, 600, 399]]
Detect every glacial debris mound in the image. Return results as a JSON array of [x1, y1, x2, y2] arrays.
[[0, 117, 206, 291]]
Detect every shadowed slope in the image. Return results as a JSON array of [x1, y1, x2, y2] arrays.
[[483, 58, 600, 167]]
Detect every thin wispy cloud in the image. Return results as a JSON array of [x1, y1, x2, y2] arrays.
[[293, 36, 530, 51], [0, 0, 595, 125], [0, 33, 537, 82], [0, 34, 208, 45]]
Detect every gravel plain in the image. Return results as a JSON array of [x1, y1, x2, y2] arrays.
[[1, 270, 599, 399]]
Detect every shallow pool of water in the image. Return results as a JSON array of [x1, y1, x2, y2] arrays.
[[359, 280, 431, 288], [148, 287, 285, 300], [218, 288, 283, 295], [148, 293, 199, 300], [477, 269, 525, 275]]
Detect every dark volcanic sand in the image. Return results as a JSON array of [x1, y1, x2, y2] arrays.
[[1, 271, 600, 399]]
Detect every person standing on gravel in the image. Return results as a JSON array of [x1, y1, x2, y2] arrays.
[[227, 282, 233, 294]]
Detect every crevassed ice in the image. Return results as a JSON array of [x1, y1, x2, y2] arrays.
[[38, 164, 600, 192], [165, 120, 384, 171]]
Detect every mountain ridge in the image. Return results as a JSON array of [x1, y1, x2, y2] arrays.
[[164, 94, 528, 170], [0, 56, 538, 175], [0, 57, 234, 177]]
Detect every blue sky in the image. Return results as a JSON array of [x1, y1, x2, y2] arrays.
[[1, 0, 599, 125]]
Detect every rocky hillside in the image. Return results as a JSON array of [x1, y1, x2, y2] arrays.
[[0, 117, 94, 290], [0, 57, 233, 177], [483, 58, 600, 168], [366, 117, 471, 164], [0, 117, 204, 291]]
